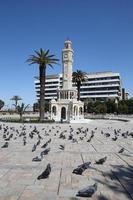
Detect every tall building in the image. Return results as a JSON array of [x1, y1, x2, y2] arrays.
[[35, 71, 122, 102], [80, 71, 121, 101], [122, 88, 129, 100]]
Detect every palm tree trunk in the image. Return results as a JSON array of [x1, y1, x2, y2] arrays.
[[39, 65, 45, 121], [15, 99, 18, 112], [20, 114, 23, 122], [77, 84, 80, 101]]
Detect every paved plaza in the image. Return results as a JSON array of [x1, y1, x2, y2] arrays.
[[0, 119, 133, 200]]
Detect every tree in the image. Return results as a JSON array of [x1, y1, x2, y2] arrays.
[[33, 102, 39, 112], [10, 95, 22, 110], [94, 103, 107, 114], [33, 101, 50, 112], [72, 70, 87, 100], [105, 100, 117, 113], [0, 99, 4, 110], [118, 102, 128, 114], [27, 49, 59, 121], [17, 103, 29, 121], [125, 99, 133, 114], [84, 98, 94, 113]]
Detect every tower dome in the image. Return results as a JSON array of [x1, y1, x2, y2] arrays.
[[64, 39, 72, 49]]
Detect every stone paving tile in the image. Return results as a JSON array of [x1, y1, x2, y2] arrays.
[[0, 185, 25, 200], [112, 165, 133, 199], [19, 187, 57, 200]]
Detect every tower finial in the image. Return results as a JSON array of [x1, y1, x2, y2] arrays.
[[66, 36, 70, 41], [65, 37, 71, 42]]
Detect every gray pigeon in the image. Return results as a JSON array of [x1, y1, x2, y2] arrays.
[[32, 156, 42, 162], [73, 162, 91, 175], [37, 164, 51, 179], [32, 144, 36, 152], [118, 147, 124, 153], [59, 144, 65, 150], [1, 142, 9, 148], [95, 156, 107, 164], [76, 183, 97, 197], [40, 147, 50, 157]]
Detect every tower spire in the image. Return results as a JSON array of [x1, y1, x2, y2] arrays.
[[66, 36, 70, 41]]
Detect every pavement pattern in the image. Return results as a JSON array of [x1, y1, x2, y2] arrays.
[[0, 119, 133, 200]]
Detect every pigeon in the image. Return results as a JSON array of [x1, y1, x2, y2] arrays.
[[129, 132, 133, 138], [32, 144, 37, 152], [5, 137, 10, 141], [105, 133, 110, 137], [80, 136, 84, 140], [95, 156, 107, 165], [29, 133, 33, 139], [36, 139, 40, 146], [72, 138, 78, 143], [3, 134, 6, 139], [87, 138, 91, 142], [1, 142, 9, 148], [112, 136, 117, 141], [76, 183, 97, 197], [37, 164, 51, 179], [32, 156, 42, 162], [59, 133, 66, 139], [122, 132, 128, 138], [73, 166, 84, 175], [38, 134, 43, 140], [47, 138, 51, 143], [41, 138, 51, 148], [118, 147, 125, 153], [73, 162, 91, 175], [68, 134, 73, 140], [23, 140, 26, 146], [78, 162, 91, 169], [59, 144, 65, 150], [41, 141, 48, 148], [40, 147, 50, 157]]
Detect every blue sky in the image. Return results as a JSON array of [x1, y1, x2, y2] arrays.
[[0, 0, 133, 107]]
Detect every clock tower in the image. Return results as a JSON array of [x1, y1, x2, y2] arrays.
[[51, 39, 84, 122], [62, 40, 73, 89]]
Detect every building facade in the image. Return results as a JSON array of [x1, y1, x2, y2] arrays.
[[35, 71, 122, 102]]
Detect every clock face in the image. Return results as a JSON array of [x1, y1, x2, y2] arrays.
[[64, 54, 68, 58]]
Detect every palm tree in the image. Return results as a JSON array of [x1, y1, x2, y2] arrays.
[[27, 48, 59, 121], [10, 95, 22, 110], [17, 103, 29, 122], [72, 70, 87, 100], [0, 99, 4, 110]]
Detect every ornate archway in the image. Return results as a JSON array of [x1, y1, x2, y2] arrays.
[[61, 107, 66, 119], [52, 106, 56, 116], [79, 107, 83, 115], [74, 106, 78, 116]]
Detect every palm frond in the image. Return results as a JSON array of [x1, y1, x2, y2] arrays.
[[24, 104, 29, 112], [27, 49, 59, 67], [45, 49, 50, 56], [34, 50, 41, 57], [48, 63, 54, 68]]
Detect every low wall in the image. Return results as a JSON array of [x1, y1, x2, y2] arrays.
[[85, 114, 133, 122]]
